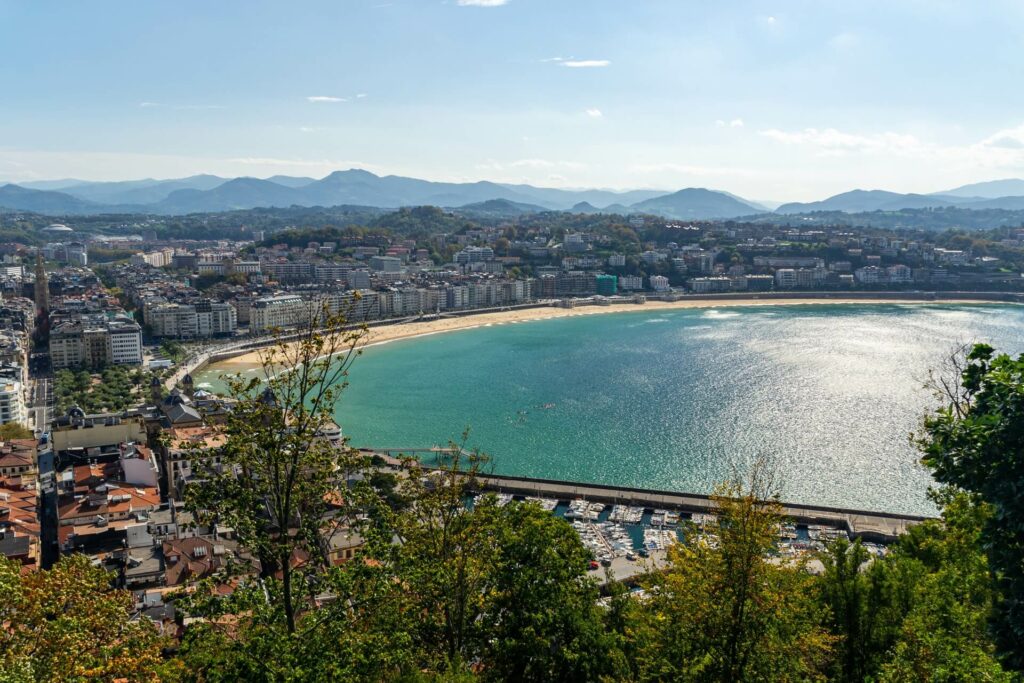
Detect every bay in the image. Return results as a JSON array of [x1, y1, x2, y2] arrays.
[[196, 303, 1024, 516]]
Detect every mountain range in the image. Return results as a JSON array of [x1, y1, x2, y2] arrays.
[[6, 170, 1024, 221]]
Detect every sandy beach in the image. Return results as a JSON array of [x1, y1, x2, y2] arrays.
[[209, 297, 995, 373]]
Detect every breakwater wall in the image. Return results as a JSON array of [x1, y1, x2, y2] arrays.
[[469, 471, 930, 543]]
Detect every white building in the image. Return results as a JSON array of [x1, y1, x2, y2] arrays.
[[0, 379, 26, 427], [145, 300, 237, 339], [649, 275, 670, 292], [50, 316, 143, 369], [618, 275, 644, 290], [887, 264, 912, 283], [249, 295, 317, 333], [774, 269, 798, 289], [453, 247, 495, 264]]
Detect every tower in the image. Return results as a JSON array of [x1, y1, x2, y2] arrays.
[[34, 253, 49, 314]]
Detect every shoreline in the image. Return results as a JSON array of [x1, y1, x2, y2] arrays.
[[204, 297, 1008, 374]]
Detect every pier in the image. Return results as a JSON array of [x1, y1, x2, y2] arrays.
[[470, 472, 928, 543], [366, 451, 930, 543]]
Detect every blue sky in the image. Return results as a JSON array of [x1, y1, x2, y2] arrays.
[[2, 0, 1024, 200]]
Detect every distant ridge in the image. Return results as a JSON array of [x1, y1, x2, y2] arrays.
[[628, 188, 763, 219], [5, 170, 1024, 220]]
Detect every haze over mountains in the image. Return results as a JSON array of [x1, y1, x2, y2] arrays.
[[5, 170, 1024, 220]]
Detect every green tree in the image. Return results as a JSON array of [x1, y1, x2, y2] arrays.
[[918, 343, 1024, 669], [630, 463, 834, 682], [0, 422, 33, 439], [476, 500, 618, 682], [184, 306, 367, 635], [876, 490, 1011, 682], [0, 555, 174, 682]]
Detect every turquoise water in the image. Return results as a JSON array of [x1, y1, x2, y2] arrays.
[[196, 304, 1024, 516]]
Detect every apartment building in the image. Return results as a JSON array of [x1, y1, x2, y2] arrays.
[[145, 300, 237, 339], [50, 316, 143, 369], [0, 380, 27, 428]]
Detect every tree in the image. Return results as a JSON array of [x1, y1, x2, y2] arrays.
[[630, 462, 834, 682], [918, 343, 1024, 670], [184, 305, 367, 635], [875, 490, 1011, 682], [476, 500, 618, 682], [0, 422, 33, 439], [0, 555, 173, 682]]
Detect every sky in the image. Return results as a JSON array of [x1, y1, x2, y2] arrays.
[[2, 1, 1024, 201]]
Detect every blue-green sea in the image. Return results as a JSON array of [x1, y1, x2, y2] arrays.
[[196, 304, 1024, 516]]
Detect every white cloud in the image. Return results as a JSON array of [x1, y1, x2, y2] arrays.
[[561, 59, 610, 68], [586, 108, 603, 118], [307, 96, 346, 103], [980, 124, 1024, 150], [756, 123, 1024, 174], [456, 0, 508, 6], [715, 118, 744, 128], [759, 127, 921, 154], [139, 101, 162, 108], [355, 93, 368, 99]]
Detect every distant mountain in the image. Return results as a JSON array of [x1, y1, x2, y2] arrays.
[[0, 184, 103, 214], [570, 201, 601, 214], [456, 198, 549, 217], [601, 203, 632, 214], [55, 175, 228, 205], [19, 179, 90, 191], [265, 175, 317, 188], [776, 190, 957, 214], [140, 170, 672, 214], [958, 195, 1024, 211], [628, 188, 764, 219], [154, 178, 303, 213], [497, 184, 665, 209], [937, 178, 1024, 199]]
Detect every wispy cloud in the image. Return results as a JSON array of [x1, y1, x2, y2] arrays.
[[716, 118, 744, 128], [139, 101, 162, 108], [562, 59, 610, 68], [586, 108, 603, 118], [759, 127, 920, 154], [757, 122, 1024, 172], [456, 0, 508, 6], [542, 57, 611, 68], [355, 93, 368, 99], [307, 96, 347, 103]]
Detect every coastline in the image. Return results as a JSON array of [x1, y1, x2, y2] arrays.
[[207, 297, 1003, 373]]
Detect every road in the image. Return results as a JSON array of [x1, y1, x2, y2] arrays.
[[29, 375, 52, 432]]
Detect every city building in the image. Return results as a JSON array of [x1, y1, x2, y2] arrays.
[[50, 316, 143, 369], [0, 379, 27, 428], [145, 300, 237, 339]]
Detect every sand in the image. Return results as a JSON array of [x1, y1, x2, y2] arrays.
[[209, 297, 989, 373]]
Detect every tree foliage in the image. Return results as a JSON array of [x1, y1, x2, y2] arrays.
[[918, 343, 1024, 670], [0, 555, 173, 682]]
